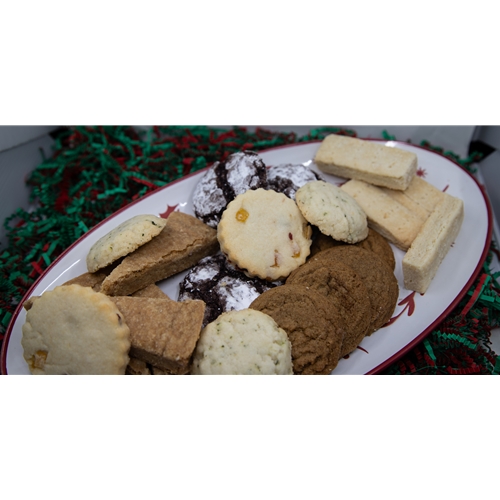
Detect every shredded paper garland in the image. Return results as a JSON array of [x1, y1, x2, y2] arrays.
[[1, 125, 499, 374]]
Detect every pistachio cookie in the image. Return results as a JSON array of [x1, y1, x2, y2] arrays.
[[191, 309, 293, 375], [295, 180, 368, 244]]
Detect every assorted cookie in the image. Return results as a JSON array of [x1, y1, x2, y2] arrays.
[[87, 214, 167, 273], [178, 252, 281, 328], [191, 309, 293, 375], [217, 188, 312, 281], [100, 211, 219, 296], [309, 246, 399, 333], [110, 296, 205, 375], [21, 285, 131, 375], [310, 227, 396, 271], [286, 259, 372, 358], [21, 142, 411, 376], [266, 163, 322, 199], [192, 151, 268, 228], [250, 284, 346, 374], [295, 180, 368, 244]]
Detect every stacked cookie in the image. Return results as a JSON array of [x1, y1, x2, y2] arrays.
[[22, 212, 220, 375], [191, 165, 399, 374], [193, 150, 322, 228], [314, 134, 464, 294]]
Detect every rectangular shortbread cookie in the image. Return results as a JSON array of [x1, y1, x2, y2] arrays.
[[379, 176, 446, 220], [402, 195, 464, 294], [110, 296, 206, 374], [315, 134, 417, 190], [100, 212, 219, 296], [341, 179, 425, 251]]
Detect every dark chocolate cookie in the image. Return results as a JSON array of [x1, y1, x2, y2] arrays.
[[192, 151, 267, 228], [250, 284, 346, 375], [178, 253, 281, 327], [266, 164, 322, 199]]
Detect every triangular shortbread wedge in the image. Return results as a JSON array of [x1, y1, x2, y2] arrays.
[[110, 296, 205, 374], [100, 212, 219, 296]]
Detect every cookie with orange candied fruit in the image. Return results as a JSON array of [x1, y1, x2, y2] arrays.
[[217, 188, 312, 281]]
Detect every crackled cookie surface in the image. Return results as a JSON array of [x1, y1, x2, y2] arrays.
[[178, 253, 281, 327], [192, 151, 268, 228], [217, 188, 312, 281], [266, 164, 322, 199]]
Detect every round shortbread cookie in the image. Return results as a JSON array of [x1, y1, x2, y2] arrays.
[[310, 227, 396, 270], [250, 284, 346, 374], [310, 246, 399, 333], [295, 180, 368, 244], [191, 309, 293, 375], [217, 188, 312, 281], [286, 259, 371, 358], [86, 214, 167, 273], [21, 285, 131, 374]]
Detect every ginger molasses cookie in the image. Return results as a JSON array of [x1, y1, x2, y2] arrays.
[[217, 188, 312, 281], [250, 284, 345, 374], [286, 259, 371, 358], [192, 151, 268, 228], [310, 228, 396, 270], [295, 180, 368, 244], [310, 246, 399, 334]]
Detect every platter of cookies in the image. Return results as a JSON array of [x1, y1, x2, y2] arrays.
[[1, 138, 492, 374]]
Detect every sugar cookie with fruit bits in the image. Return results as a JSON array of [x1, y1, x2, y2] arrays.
[[217, 188, 312, 281]]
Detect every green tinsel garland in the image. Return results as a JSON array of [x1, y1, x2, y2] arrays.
[[1, 125, 499, 374]]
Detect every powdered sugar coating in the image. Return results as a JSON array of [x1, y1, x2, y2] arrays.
[[178, 253, 281, 327], [267, 164, 322, 199], [192, 151, 267, 228], [192, 163, 226, 227]]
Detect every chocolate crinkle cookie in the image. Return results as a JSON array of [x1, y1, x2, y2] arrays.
[[266, 164, 323, 199], [192, 150, 267, 228], [178, 253, 282, 327]]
